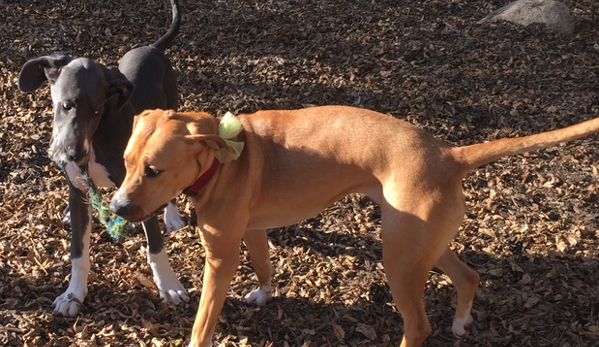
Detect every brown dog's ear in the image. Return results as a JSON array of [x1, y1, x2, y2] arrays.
[[186, 134, 237, 166], [185, 134, 234, 153], [186, 133, 244, 163]]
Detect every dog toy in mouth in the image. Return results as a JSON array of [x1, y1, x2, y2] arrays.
[[80, 166, 131, 239], [214, 111, 245, 163]]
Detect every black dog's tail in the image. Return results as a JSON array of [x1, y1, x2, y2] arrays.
[[153, 0, 181, 51]]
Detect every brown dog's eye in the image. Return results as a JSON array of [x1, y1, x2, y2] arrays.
[[144, 165, 161, 178]]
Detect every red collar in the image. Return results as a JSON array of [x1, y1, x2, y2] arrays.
[[184, 117, 223, 196], [184, 157, 220, 196]]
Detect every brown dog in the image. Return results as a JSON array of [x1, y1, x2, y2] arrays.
[[110, 106, 599, 347]]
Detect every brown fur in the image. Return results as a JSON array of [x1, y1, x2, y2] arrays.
[[111, 106, 599, 347]]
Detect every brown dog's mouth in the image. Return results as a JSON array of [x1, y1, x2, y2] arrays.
[[151, 203, 170, 218], [142, 203, 170, 222], [124, 213, 151, 224], [117, 202, 169, 224]]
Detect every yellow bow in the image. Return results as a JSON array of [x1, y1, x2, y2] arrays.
[[214, 112, 245, 163]]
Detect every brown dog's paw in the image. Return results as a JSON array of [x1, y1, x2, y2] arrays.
[[452, 314, 475, 338], [244, 285, 272, 306]]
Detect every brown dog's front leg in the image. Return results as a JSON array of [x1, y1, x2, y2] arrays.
[[243, 229, 273, 306], [189, 232, 241, 347]]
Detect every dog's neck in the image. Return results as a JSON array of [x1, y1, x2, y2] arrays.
[[183, 157, 220, 196]]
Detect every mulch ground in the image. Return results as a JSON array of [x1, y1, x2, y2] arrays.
[[2, 0, 599, 346]]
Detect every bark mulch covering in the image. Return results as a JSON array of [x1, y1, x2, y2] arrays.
[[2, 0, 599, 346]]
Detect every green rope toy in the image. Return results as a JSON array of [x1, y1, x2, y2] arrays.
[[80, 166, 131, 239]]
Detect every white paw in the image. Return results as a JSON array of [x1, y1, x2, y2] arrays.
[[245, 285, 272, 306], [452, 313, 473, 337], [164, 202, 185, 233], [452, 300, 474, 337], [53, 257, 90, 316], [53, 288, 87, 317], [148, 249, 189, 304], [156, 275, 189, 305]]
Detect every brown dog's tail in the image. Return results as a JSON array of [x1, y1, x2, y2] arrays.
[[153, 0, 181, 51], [452, 116, 599, 174]]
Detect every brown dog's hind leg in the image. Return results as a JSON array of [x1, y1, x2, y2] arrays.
[[381, 211, 439, 347], [435, 248, 480, 337], [379, 177, 468, 347], [243, 229, 273, 306]]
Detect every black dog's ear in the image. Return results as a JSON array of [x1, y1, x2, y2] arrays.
[[104, 66, 135, 112], [18, 53, 72, 92], [107, 79, 135, 112]]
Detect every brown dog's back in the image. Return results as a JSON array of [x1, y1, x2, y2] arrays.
[[242, 106, 599, 225], [239, 106, 458, 212], [245, 106, 599, 181]]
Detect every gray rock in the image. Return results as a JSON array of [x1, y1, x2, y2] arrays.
[[480, 0, 576, 35]]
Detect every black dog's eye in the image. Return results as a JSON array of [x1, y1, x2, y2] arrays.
[[144, 165, 161, 178], [62, 101, 74, 110]]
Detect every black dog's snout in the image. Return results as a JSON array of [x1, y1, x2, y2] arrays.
[[67, 147, 85, 162]]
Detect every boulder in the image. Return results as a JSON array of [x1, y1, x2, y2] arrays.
[[480, 0, 576, 35]]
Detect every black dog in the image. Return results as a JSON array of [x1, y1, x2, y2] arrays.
[[17, 0, 187, 316]]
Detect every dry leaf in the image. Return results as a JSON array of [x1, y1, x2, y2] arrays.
[[356, 323, 377, 340], [524, 297, 541, 309], [137, 273, 157, 290], [332, 321, 346, 342]]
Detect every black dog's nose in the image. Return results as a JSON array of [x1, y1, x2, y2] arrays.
[[67, 147, 84, 162]]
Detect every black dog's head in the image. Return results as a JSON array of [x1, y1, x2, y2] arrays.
[[18, 53, 134, 166]]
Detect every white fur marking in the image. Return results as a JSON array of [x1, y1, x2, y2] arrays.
[[64, 148, 115, 190], [142, 225, 189, 304], [62, 209, 71, 224], [147, 249, 189, 304], [245, 285, 272, 306], [88, 149, 115, 188], [53, 206, 92, 316], [64, 161, 89, 191], [452, 300, 473, 337], [164, 202, 185, 233]]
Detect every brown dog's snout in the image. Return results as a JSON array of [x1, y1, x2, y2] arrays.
[[109, 193, 133, 218], [110, 190, 167, 223]]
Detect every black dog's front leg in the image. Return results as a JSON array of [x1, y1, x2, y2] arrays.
[[53, 179, 92, 316], [142, 215, 189, 304]]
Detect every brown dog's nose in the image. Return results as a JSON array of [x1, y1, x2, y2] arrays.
[[109, 197, 132, 217]]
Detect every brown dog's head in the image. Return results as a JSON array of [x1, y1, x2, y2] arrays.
[[110, 109, 234, 223]]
